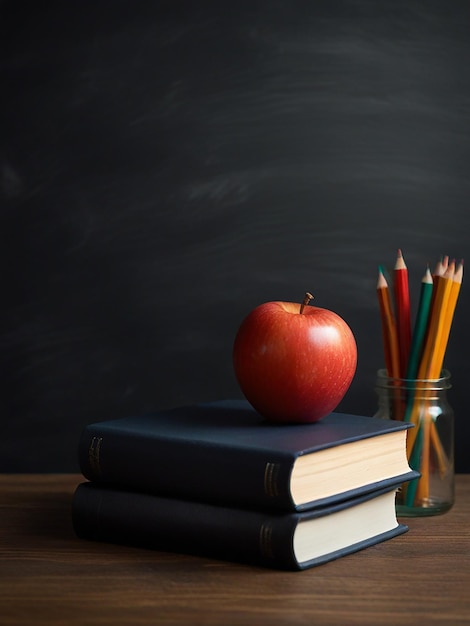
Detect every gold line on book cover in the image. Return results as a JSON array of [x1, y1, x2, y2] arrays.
[[264, 462, 280, 498], [88, 436, 103, 477], [259, 523, 274, 559]]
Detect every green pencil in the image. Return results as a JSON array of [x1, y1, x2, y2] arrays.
[[403, 266, 433, 427], [405, 422, 423, 506], [405, 266, 434, 380]]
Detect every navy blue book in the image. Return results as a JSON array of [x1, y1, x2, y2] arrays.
[[72, 481, 409, 571], [78, 399, 417, 512]]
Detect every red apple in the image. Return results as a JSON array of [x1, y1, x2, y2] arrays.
[[232, 294, 357, 423]]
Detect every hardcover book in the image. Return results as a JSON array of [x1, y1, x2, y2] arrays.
[[78, 399, 417, 511], [72, 481, 409, 571]]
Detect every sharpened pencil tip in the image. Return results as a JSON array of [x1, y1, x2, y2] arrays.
[[394, 249, 407, 270], [423, 266, 433, 283], [377, 271, 388, 289]]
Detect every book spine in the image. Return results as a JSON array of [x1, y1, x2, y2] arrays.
[[78, 425, 295, 511], [72, 483, 300, 570]]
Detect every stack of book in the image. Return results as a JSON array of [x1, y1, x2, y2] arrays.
[[72, 399, 418, 571]]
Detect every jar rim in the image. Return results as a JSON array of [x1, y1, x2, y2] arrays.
[[375, 368, 452, 390]]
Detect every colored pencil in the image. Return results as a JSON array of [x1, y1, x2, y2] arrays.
[[376, 268, 400, 379], [415, 412, 432, 502], [431, 260, 463, 378], [404, 422, 423, 505], [417, 261, 455, 380], [405, 266, 433, 380], [393, 249, 411, 377], [426, 254, 448, 334], [402, 265, 433, 447]]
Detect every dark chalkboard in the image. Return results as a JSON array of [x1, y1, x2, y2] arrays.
[[1, 0, 469, 472]]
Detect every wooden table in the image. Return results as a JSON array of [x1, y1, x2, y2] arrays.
[[1, 474, 469, 626]]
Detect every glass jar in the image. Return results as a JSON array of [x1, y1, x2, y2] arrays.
[[374, 369, 454, 516]]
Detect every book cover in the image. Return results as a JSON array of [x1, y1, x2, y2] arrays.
[[78, 399, 417, 512], [72, 481, 408, 571]]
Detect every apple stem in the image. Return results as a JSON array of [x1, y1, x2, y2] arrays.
[[300, 292, 314, 314]]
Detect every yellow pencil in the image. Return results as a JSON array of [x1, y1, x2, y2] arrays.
[[431, 260, 464, 378], [417, 261, 455, 380], [415, 412, 432, 502]]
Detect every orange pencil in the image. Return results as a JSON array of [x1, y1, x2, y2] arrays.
[[431, 259, 464, 378], [426, 254, 449, 335], [376, 268, 400, 379], [415, 414, 432, 503], [394, 249, 411, 377]]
